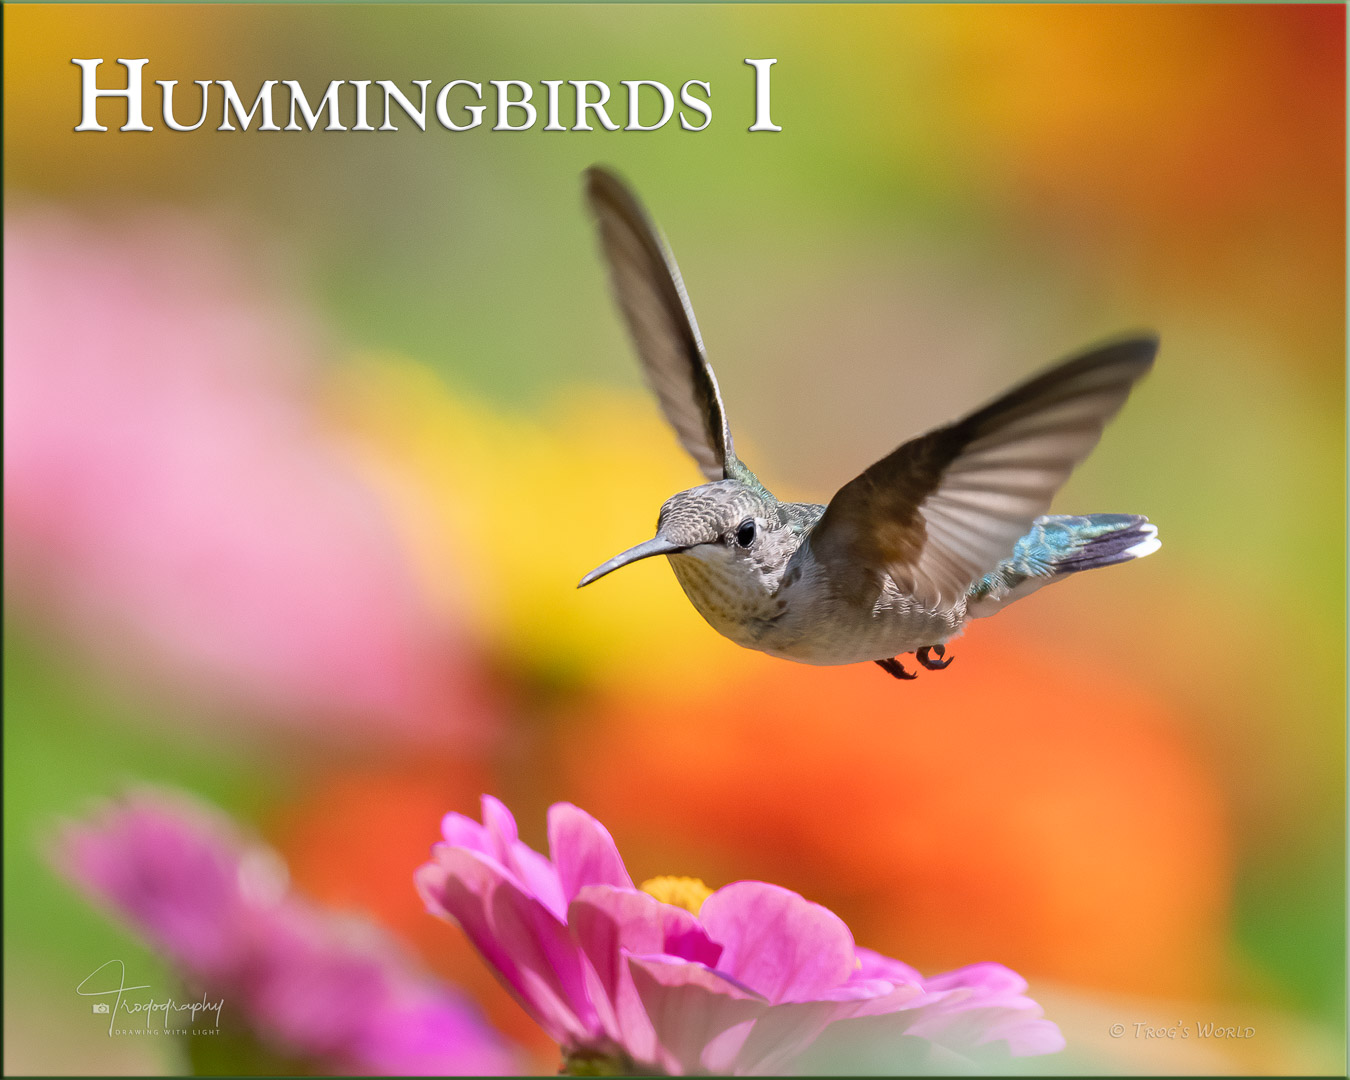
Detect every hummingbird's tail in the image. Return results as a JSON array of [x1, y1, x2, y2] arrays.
[[965, 514, 1159, 618]]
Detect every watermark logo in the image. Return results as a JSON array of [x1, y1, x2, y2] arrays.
[[77, 960, 224, 1037], [1108, 1020, 1256, 1040]]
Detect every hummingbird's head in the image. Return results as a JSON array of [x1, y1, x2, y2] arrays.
[[578, 480, 790, 589]]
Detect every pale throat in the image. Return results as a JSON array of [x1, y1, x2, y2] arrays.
[[666, 550, 774, 644]]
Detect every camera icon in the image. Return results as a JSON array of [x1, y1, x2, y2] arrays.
[[91, 1003, 110, 1014]]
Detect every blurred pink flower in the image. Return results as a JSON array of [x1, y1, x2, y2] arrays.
[[3, 208, 481, 741], [56, 789, 515, 1076], [417, 796, 1063, 1075]]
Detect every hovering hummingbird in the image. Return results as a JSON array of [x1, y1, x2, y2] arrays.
[[577, 166, 1160, 680]]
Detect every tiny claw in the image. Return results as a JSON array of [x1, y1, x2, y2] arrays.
[[875, 657, 918, 681], [916, 645, 953, 671]]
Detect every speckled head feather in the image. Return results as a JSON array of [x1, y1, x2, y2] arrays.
[[578, 480, 780, 588], [656, 481, 770, 548]]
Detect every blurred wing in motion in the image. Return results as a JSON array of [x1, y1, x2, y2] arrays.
[[807, 335, 1159, 609], [585, 166, 736, 482]]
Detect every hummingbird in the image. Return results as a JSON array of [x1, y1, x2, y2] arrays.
[[577, 166, 1160, 680]]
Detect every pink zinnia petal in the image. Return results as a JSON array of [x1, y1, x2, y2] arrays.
[[548, 803, 634, 903], [852, 946, 925, 988], [627, 955, 768, 1075], [699, 882, 856, 1004], [484, 795, 569, 919], [416, 845, 596, 1045], [727, 999, 859, 1076], [922, 960, 1027, 996], [437, 798, 567, 920], [569, 885, 722, 1066], [895, 982, 1064, 1059], [801, 960, 1066, 1070]]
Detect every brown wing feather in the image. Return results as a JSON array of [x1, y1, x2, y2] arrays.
[[808, 335, 1158, 609], [585, 166, 734, 481]]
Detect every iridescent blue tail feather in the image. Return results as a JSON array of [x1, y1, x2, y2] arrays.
[[966, 514, 1159, 617]]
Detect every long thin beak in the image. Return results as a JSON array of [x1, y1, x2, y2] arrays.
[[578, 536, 687, 587]]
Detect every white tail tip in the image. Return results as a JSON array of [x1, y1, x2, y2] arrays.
[[1125, 524, 1161, 560]]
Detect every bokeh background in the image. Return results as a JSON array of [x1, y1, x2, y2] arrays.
[[4, 3, 1344, 1075]]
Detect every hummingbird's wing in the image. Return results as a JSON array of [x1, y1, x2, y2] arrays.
[[585, 166, 736, 482], [807, 335, 1158, 610]]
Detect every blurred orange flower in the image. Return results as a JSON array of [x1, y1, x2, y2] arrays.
[[554, 623, 1230, 1002], [267, 758, 559, 1068]]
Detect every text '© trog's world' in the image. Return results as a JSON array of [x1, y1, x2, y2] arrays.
[[72, 58, 784, 134]]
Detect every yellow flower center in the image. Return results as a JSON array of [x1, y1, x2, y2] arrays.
[[639, 875, 713, 916]]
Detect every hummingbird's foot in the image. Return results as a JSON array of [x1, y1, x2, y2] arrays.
[[916, 644, 953, 671], [876, 657, 918, 680]]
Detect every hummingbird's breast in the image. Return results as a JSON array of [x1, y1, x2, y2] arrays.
[[667, 546, 965, 665], [666, 552, 782, 651]]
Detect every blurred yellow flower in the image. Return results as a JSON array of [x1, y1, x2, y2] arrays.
[[324, 354, 758, 695]]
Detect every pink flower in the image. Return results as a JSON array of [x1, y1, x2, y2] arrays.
[[4, 209, 481, 742], [56, 789, 515, 1076], [417, 796, 1064, 1075]]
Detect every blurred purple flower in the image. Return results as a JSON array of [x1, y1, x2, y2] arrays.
[[55, 788, 515, 1076], [417, 796, 1064, 1075], [3, 208, 481, 741]]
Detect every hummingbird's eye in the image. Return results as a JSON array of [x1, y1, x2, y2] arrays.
[[735, 519, 757, 548]]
